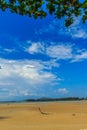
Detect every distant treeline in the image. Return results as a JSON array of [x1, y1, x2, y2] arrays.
[[25, 97, 86, 102], [0, 97, 87, 103]]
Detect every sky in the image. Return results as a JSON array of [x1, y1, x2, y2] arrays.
[[0, 9, 87, 101]]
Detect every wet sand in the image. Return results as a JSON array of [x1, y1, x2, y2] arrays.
[[0, 101, 87, 130]]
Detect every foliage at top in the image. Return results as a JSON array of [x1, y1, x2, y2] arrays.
[[0, 0, 87, 27]]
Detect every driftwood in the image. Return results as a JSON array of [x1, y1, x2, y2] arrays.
[[38, 107, 49, 115]]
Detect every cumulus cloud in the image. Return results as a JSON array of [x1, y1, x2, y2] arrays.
[[0, 58, 61, 100], [0, 58, 57, 83]]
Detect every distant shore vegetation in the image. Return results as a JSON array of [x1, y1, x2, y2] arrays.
[[25, 97, 87, 102], [0, 97, 87, 103]]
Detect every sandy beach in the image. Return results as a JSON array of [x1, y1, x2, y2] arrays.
[[0, 101, 87, 130]]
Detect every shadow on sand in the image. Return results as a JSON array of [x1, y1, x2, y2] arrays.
[[0, 116, 10, 120]]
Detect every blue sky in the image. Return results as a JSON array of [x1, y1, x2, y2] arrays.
[[0, 9, 87, 101]]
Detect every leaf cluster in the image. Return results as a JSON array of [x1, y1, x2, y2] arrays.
[[0, 0, 87, 26]]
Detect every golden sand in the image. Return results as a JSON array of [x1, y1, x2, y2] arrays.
[[0, 101, 87, 130]]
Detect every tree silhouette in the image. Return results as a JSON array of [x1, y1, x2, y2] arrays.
[[0, 0, 87, 26]]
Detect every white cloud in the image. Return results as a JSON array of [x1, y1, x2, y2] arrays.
[[25, 40, 87, 63], [72, 51, 87, 62], [3, 48, 15, 53], [72, 30, 87, 38], [60, 18, 87, 39], [64, 18, 87, 39], [46, 44, 73, 60], [0, 58, 61, 100], [26, 41, 45, 54], [41, 59, 59, 69], [25, 41, 73, 60], [38, 18, 87, 39], [46, 43, 87, 62], [0, 46, 15, 54], [0, 58, 57, 83], [57, 88, 69, 94]]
